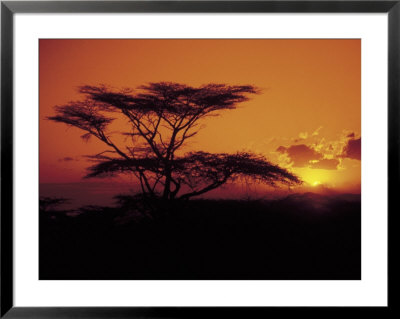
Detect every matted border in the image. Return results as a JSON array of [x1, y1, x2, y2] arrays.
[[1, 1, 397, 318]]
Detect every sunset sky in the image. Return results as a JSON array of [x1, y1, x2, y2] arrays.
[[40, 39, 361, 201]]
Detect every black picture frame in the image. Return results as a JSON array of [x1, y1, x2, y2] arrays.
[[1, 1, 397, 317]]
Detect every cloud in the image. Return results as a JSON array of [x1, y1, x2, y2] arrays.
[[347, 132, 355, 138], [298, 132, 308, 140], [271, 129, 360, 173], [277, 144, 322, 167], [58, 156, 77, 162], [341, 138, 361, 160], [277, 143, 340, 170], [310, 158, 340, 170], [312, 126, 323, 137]]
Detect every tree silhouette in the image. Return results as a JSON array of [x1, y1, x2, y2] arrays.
[[39, 196, 69, 213], [49, 82, 301, 201]]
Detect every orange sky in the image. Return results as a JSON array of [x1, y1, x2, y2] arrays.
[[40, 39, 361, 195]]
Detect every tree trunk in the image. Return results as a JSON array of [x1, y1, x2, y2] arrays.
[[162, 167, 171, 200]]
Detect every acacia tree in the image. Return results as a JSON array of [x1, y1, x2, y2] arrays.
[[49, 82, 301, 201]]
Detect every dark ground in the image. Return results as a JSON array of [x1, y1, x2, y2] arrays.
[[39, 192, 361, 280]]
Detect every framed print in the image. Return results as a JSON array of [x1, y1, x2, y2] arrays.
[[1, 0, 396, 317]]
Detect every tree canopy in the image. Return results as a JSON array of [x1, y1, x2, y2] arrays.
[[49, 82, 301, 201]]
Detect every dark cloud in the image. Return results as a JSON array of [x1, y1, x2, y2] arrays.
[[58, 156, 76, 162], [342, 138, 361, 160], [310, 158, 340, 170], [276, 146, 287, 153], [277, 144, 322, 167]]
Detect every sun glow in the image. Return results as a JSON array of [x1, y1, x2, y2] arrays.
[[292, 167, 335, 188]]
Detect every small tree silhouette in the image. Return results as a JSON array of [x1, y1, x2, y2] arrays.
[[39, 196, 69, 212], [49, 82, 301, 201]]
